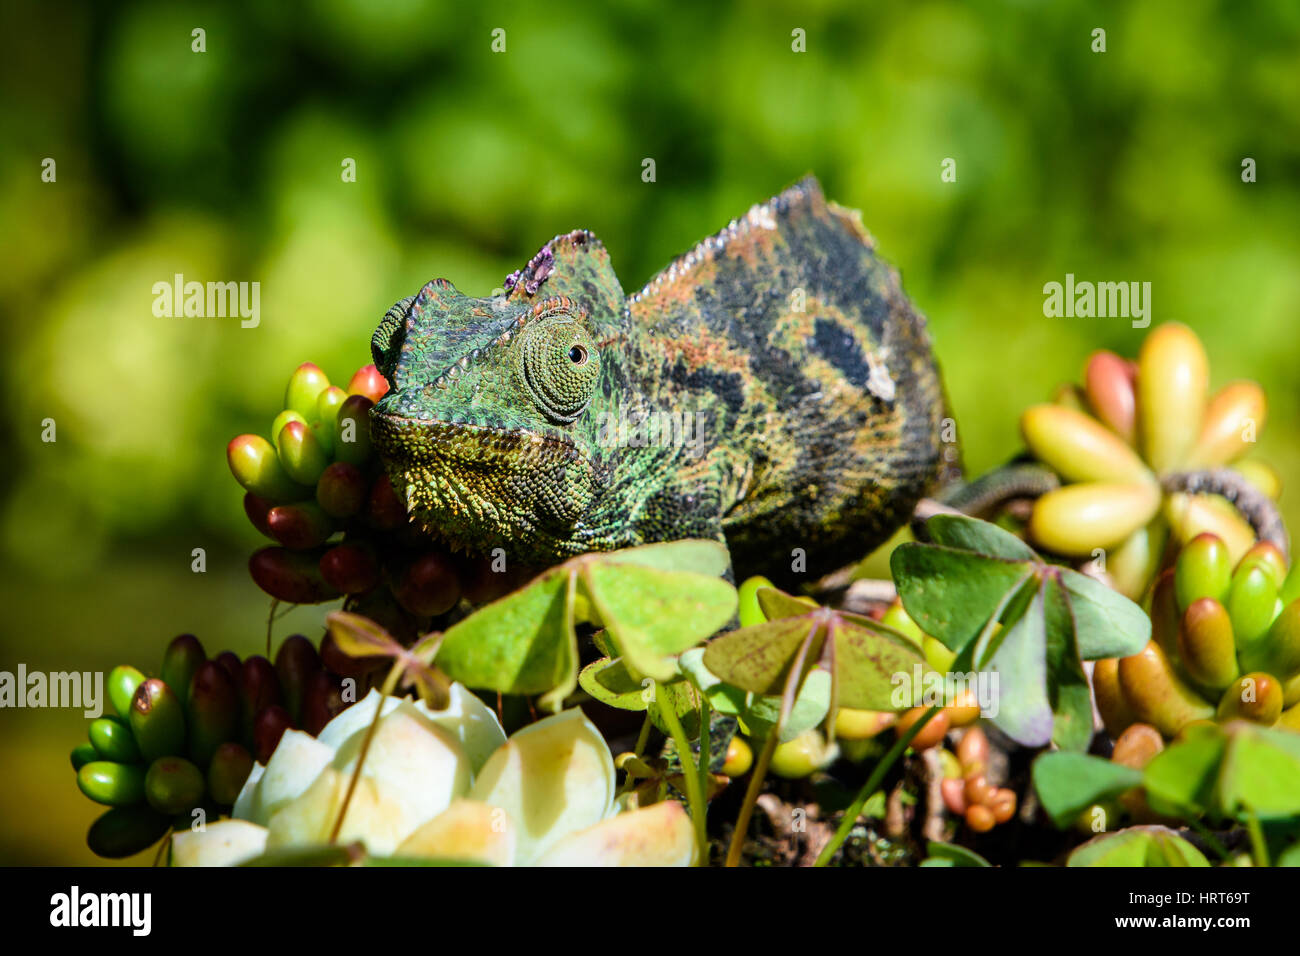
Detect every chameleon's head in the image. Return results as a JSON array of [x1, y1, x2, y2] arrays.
[[369, 230, 627, 557]]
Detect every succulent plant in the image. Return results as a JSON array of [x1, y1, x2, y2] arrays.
[[1095, 532, 1300, 739], [1017, 322, 1283, 599]]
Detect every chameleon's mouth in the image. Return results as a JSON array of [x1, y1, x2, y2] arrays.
[[369, 409, 580, 468]]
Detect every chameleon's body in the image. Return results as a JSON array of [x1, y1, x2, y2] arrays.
[[370, 177, 944, 584]]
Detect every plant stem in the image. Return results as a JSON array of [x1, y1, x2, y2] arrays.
[[1182, 814, 1232, 863], [814, 705, 941, 867], [1245, 806, 1269, 867], [329, 661, 402, 844], [724, 729, 778, 868], [655, 683, 709, 865]]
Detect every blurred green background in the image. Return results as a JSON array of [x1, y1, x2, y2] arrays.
[[1, 0, 1297, 863]]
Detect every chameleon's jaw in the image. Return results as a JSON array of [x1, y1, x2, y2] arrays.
[[369, 408, 598, 559], [369, 408, 580, 467]]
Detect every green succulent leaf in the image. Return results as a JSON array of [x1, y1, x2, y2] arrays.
[[1067, 826, 1210, 867], [1032, 752, 1142, 828]]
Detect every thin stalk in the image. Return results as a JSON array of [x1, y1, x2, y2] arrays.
[[724, 729, 778, 868], [329, 660, 402, 844], [696, 693, 713, 830], [656, 683, 709, 865], [1245, 807, 1270, 868], [814, 705, 941, 867], [1182, 814, 1232, 863]]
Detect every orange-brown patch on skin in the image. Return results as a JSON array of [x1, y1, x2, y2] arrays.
[[722, 223, 783, 272], [652, 332, 750, 377]]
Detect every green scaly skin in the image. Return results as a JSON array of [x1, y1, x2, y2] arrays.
[[370, 177, 944, 585]]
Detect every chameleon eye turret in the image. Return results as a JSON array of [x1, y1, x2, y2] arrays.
[[516, 317, 600, 423]]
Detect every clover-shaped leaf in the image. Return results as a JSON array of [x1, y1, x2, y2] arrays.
[[1067, 826, 1210, 867], [1145, 721, 1300, 822], [1032, 752, 1143, 829], [891, 515, 1151, 750], [703, 588, 923, 738], [437, 541, 736, 712]]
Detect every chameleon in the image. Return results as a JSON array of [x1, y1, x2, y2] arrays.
[[369, 176, 945, 586]]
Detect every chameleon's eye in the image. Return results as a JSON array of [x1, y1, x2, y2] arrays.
[[519, 321, 600, 422]]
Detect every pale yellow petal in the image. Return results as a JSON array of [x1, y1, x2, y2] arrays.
[[533, 801, 697, 867], [172, 819, 268, 867], [396, 798, 516, 866], [469, 709, 614, 865]]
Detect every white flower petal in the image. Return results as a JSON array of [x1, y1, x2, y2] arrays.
[[533, 801, 697, 867], [265, 768, 415, 854], [328, 702, 470, 848], [317, 686, 506, 775], [469, 709, 614, 865], [396, 798, 516, 866], [172, 819, 269, 867], [239, 730, 335, 826], [231, 761, 266, 821]]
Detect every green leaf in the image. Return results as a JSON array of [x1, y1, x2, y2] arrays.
[[982, 578, 1054, 747], [1217, 722, 1300, 820], [1143, 727, 1226, 817], [702, 616, 822, 698], [1058, 567, 1151, 660], [741, 668, 833, 742], [1276, 842, 1300, 867], [679, 647, 828, 742], [581, 561, 737, 681], [1043, 578, 1093, 753], [1032, 752, 1142, 828], [922, 840, 992, 867], [757, 586, 817, 621], [436, 568, 574, 696], [831, 617, 925, 711], [891, 544, 1034, 653], [1067, 826, 1210, 867], [578, 656, 651, 711], [648, 678, 702, 738], [924, 514, 1038, 561], [600, 539, 731, 577], [326, 610, 402, 658]]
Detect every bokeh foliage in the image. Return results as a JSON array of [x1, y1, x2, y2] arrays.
[[0, 0, 1297, 862]]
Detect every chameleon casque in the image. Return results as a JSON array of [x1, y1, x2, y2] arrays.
[[369, 177, 945, 586]]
